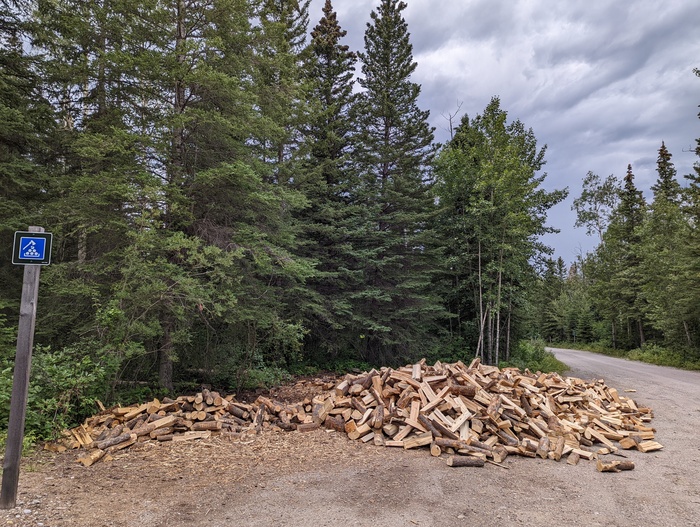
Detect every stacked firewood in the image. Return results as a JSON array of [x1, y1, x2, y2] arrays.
[[57, 383, 334, 466], [323, 358, 661, 470], [59, 359, 661, 469]]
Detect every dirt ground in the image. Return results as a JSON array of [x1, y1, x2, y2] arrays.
[[2, 350, 700, 527]]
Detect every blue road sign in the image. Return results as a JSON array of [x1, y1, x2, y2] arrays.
[[12, 232, 52, 265]]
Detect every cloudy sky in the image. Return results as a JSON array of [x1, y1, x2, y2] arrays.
[[308, 0, 700, 262]]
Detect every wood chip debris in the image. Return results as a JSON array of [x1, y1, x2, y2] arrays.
[[57, 359, 661, 469]]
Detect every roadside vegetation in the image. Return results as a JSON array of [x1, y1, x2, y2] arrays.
[[501, 339, 567, 374]]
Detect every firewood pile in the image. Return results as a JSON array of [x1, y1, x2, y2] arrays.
[[57, 358, 661, 470]]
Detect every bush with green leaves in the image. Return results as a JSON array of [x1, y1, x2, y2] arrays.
[[501, 339, 567, 374], [203, 344, 293, 392], [627, 343, 700, 370], [424, 336, 478, 366], [0, 341, 118, 442]]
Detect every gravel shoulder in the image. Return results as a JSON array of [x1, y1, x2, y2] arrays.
[[3, 349, 700, 527]]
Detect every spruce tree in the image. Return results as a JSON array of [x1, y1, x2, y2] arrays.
[[253, 0, 311, 181], [352, 0, 441, 364], [640, 143, 691, 347], [0, 0, 54, 348], [0, 0, 49, 233], [680, 69, 700, 353], [25, 0, 315, 390], [295, 0, 363, 360], [604, 164, 647, 347], [651, 142, 682, 203]]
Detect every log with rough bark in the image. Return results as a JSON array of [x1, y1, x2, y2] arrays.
[[597, 458, 635, 472], [77, 449, 105, 467], [94, 432, 135, 451], [446, 455, 485, 468], [105, 434, 137, 453]]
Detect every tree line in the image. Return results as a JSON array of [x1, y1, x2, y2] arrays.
[[0, 0, 565, 414], [533, 80, 700, 366]]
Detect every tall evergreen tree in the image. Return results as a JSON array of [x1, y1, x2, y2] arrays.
[[113, 0, 314, 389], [639, 143, 691, 348], [527, 257, 567, 342], [25, 0, 314, 391], [294, 0, 362, 359], [0, 0, 54, 351], [253, 0, 311, 181], [678, 67, 700, 354], [27, 0, 166, 349], [651, 142, 682, 203], [352, 0, 441, 364], [594, 164, 647, 348], [0, 0, 50, 233]]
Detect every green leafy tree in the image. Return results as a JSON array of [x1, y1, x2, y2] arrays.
[[433, 97, 567, 364], [525, 257, 566, 342], [544, 263, 594, 344], [572, 171, 620, 242]]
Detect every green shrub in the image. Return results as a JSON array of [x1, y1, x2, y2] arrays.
[[424, 337, 476, 366], [0, 341, 118, 442], [321, 357, 373, 375], [501, 339, 567, 374], [238, 366, 292, 390], [627, 342, 700, 369], [286, 362, 321, 376], [206, 344, 294, 392]]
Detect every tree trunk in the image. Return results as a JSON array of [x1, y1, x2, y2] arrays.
[[494, 249, 503, 365], [78, 231, 87, 263], [159, 318, 174, 391], [486, 304, 494, 364], [172, 0, 187, 176], [684, 320, 692, 348], [476, 239, 485, 361], [505, 295, 512, 361]]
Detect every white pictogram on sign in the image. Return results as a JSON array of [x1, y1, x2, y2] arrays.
[[19, 238, 45, 259], [22, 241, 40, 258]]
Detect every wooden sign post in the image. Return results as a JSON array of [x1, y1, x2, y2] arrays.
[[1, 226, 50, 509]]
